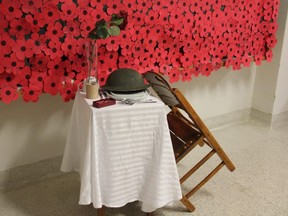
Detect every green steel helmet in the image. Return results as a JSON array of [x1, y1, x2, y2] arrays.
[[101, 68, 149, 92]]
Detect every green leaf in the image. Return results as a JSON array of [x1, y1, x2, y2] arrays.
[[88, 29, 98, 39], [111, 17, 124, 26], [95, 19, 107, 28], [107, 25, 120, 36], [97, 27, 109, 39]]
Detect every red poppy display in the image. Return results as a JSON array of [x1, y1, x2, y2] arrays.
[[0, 0, 280, 104]]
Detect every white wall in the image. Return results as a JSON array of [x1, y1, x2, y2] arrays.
[[173, 67, 255, 119], [252, 0, 288, 115], [273, 6, 288, 115], [0, 94, 72, 171]]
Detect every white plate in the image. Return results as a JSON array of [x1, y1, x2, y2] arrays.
[[106, 90, 151, 101]]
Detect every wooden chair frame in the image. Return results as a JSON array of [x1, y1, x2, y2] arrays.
[[143, 71, 235, 212]]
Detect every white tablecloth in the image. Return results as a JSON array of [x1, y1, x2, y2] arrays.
[[61, 91, 182, 212]]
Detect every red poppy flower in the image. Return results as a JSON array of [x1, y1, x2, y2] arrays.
[[90, 7, 108, 24], [211, 58, 223, 71], [105, 37, 120, 52], [18, 66, 32, 87], [78, 5, 93, 22], [8, 17, 31, 39], [0, 32, 15, 55], [152, 0, 163, 11], [168, 67, 180, 83], [46, 22, 65, 41], [189, 1, 202, 14], [98, 70, 109, 87], [41, 4, 59, 23], [242, 54, 252, 67], [144, 9, 159, 26], [12, 39, 34, 60], [0, 13, 9, 35], [60, 1, 78, 21], [44, 75, 62, 96], [181, 68, 193, 82], [63, 20, 81, 38], [30, 33, 48, 55], [3, 53, 25, 75], [132, 41, 146, 58], [130, 10, 145, 27], [101, 51, 118, 70], [20, 0, 42, 14], [25, 14, 45, 33], [21, 85, 42, 102], [142, 37, 157, 53], [118, 55, 133, 68], [266, 36, 278, 49], [30, 54, 50, 72], [0, 73, 19, 87], [168, 8, 183, 25], [47, 57, 64, 75], [29, 71, 47, 89], [106, 2, 125, 15], [0, 83, 19, 104], [180, 53, 194, 68], [47, 40, 64, 59], [231, 59, 242, 71], [60, 83, 77, 102], [265, 50, 273, 62], [79, 21, 93, 38], [136, 0, 152, 12], [1, 0, 22, 21], [200, 63, 213, 76], [61, 37, 79, 58], [177, 0, 190, 9], [254, 54, 263, 66]]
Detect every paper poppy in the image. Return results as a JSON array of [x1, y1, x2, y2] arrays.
[[0, 83, 19, 104], [44, 75, 62, 96], [3, 53, 25, 75], [1, 0, 22, 21], [59, 82, 77, 102], [0, 32, 15, 55], [12, 39, 34, 60], [60, 1, 78, 21], [29, 72, 46, 89], [18, 66, 32, 87], [168, 67, 180, 83], [8, 17, 31, 39], [25, 14, 45, 33], [20, 0, 42, 14], [30, 54, 50, 72], [41, 3, 59, 23], [21, 85, 42, 102]]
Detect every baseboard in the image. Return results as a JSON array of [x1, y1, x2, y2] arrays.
[[204, 108, 251, 130], [0, 156, 65, 191], [251, 109, 288, 128]]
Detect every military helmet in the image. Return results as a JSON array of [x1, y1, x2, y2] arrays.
[[101, 68, 149, 92]]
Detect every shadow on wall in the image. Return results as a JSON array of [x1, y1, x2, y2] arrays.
[[0, 94, 73, 172], [172, 67, 255, 119]]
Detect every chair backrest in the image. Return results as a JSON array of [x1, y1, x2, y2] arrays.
[[142, 71, 180, 107]]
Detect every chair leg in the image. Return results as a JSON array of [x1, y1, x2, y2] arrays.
[[97, 206, 105, 216], [180, 196, 195, 212]]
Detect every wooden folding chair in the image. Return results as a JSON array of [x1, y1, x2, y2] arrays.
[[143, 71, 236, 212]]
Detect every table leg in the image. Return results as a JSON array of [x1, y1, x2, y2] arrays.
[[97, 206, 105, 216]]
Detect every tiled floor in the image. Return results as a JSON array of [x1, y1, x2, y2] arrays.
[[0, 120, 287, 216]]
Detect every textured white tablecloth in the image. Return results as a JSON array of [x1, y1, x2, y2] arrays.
[[61, 91, 182, 212]]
